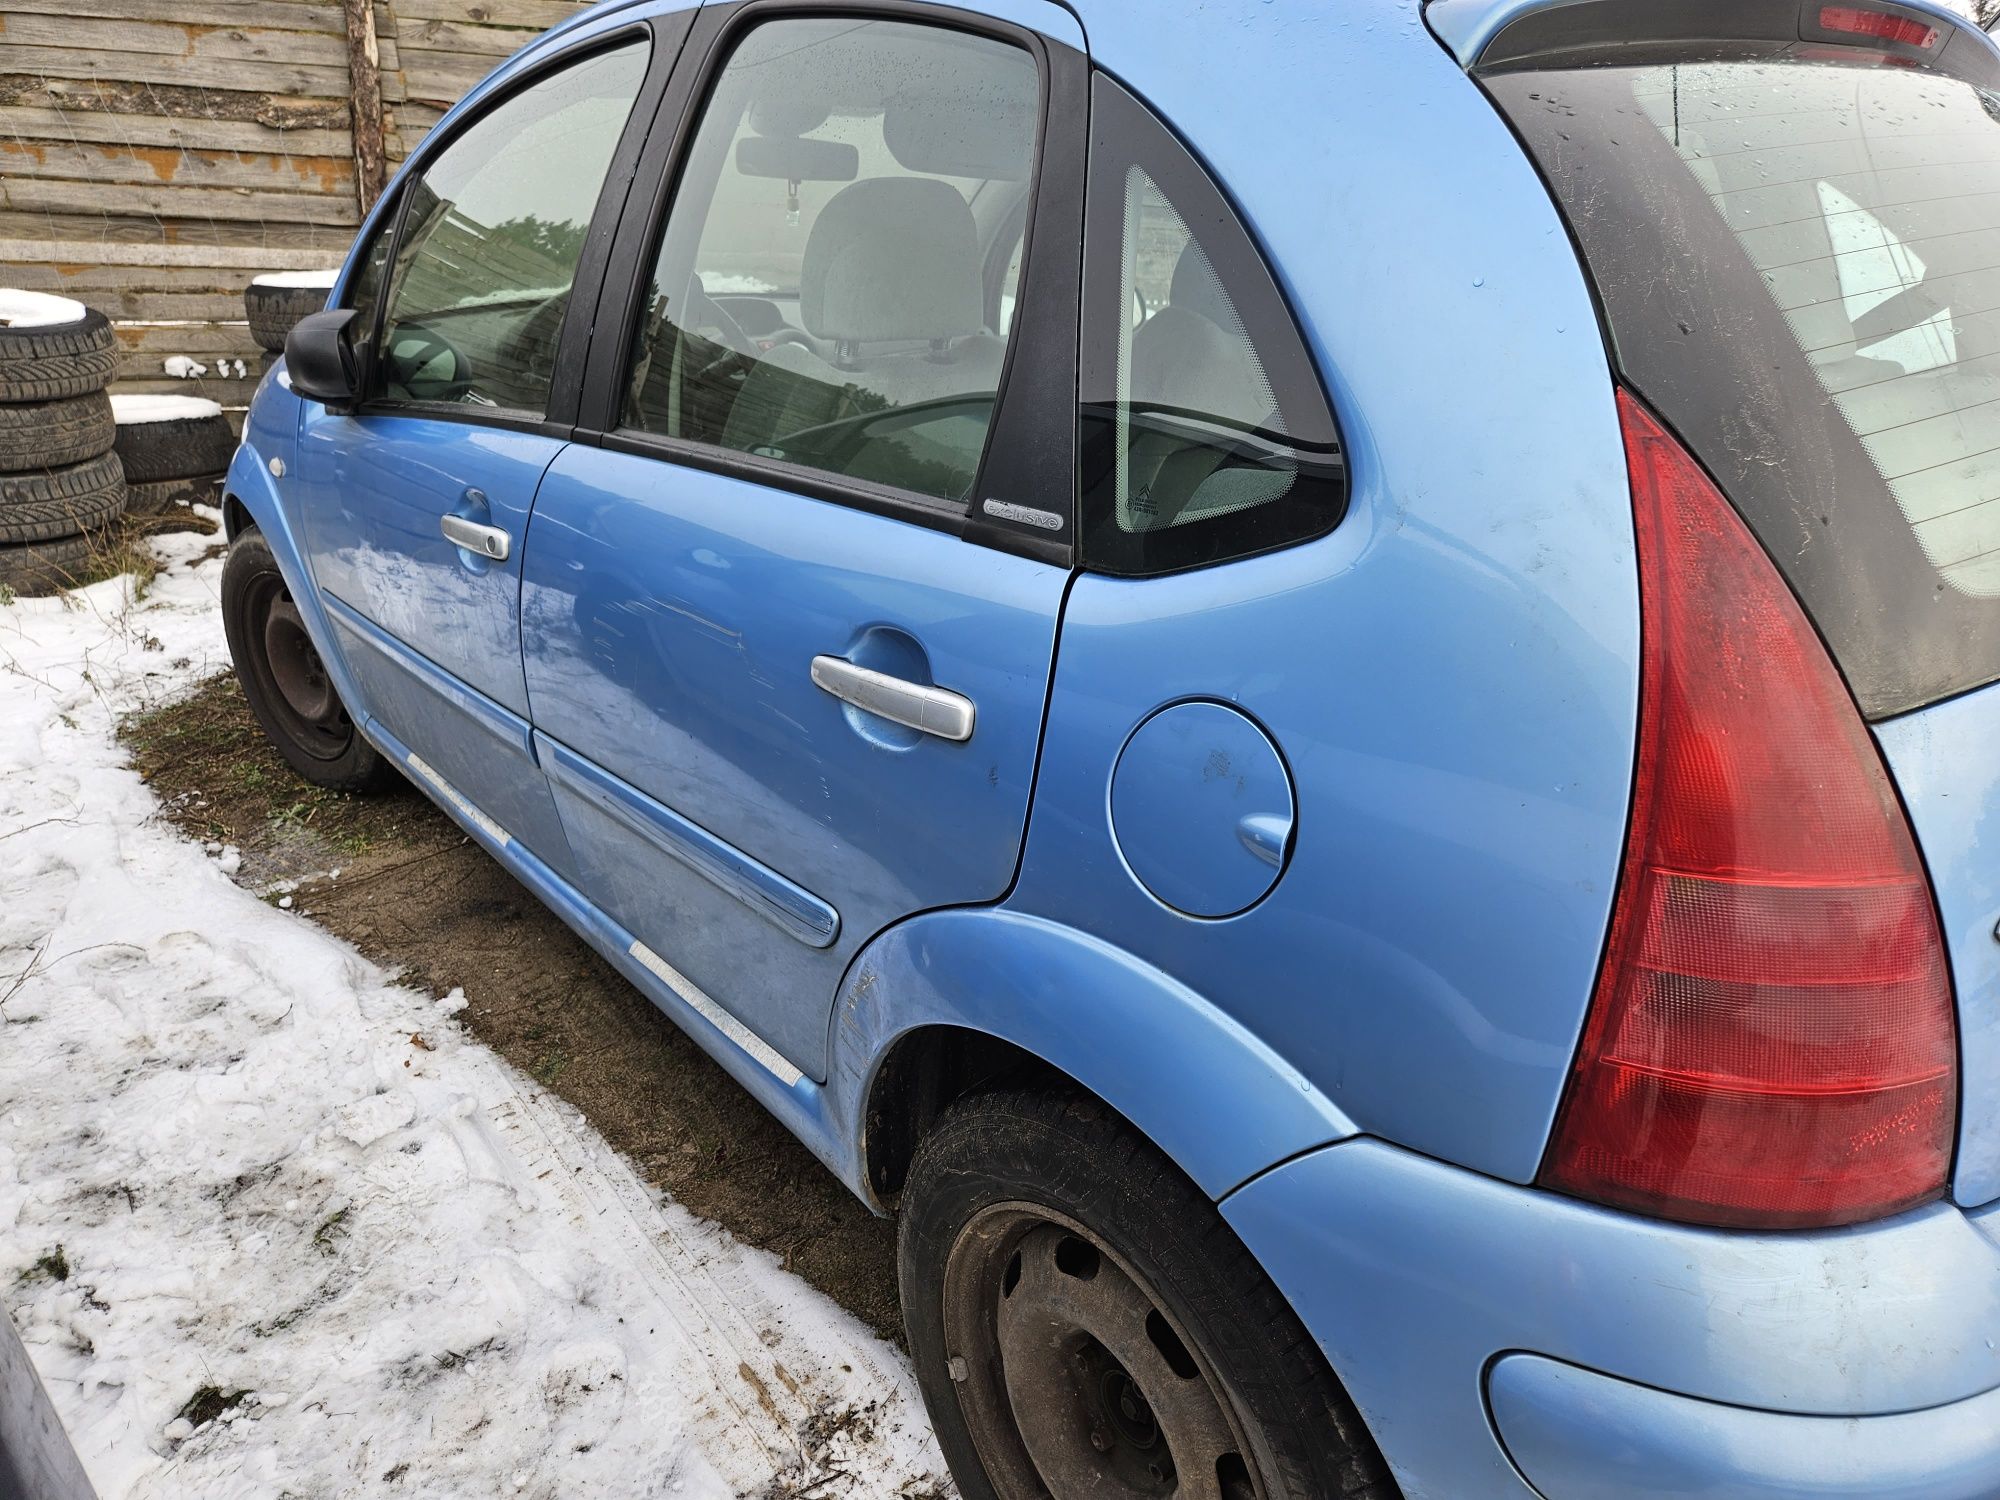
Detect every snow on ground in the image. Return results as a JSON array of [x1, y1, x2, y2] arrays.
[[0, 522, 948, 1499]]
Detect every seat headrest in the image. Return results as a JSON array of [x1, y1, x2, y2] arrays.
[[1168, 238, 1240, 334], [801, 177, 983, 344]]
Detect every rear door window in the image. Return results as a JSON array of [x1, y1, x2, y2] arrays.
[[1489, 44, 2000, 716]]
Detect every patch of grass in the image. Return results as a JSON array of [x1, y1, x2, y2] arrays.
[[175, 1384, 249, 1429], [63, 522, 161, 600], [119, 673, 439, 871], [0, 582, 14, 607], [19, 1245, 70, 1284], [533, 1048, 570, 1087]]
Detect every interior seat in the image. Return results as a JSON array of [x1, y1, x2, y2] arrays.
[[1120, 239, 1293, 532], [720, 177, 1006, 467]]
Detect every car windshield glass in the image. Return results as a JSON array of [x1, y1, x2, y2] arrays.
[[1490, 50, 2000, 717]]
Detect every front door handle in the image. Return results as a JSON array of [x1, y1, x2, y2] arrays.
[[440, 513, 510, 561], [810, 655, 976, 742]]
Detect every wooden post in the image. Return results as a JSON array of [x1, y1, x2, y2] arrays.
[[343, 0, 388, 215]]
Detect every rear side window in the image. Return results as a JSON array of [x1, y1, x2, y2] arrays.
[[1489, 45, 2000, 716], [371, 39, 649, 414], [1078, 76, 1344, 575]]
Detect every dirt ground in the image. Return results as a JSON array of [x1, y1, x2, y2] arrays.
[[120, 673, 904, 1341]]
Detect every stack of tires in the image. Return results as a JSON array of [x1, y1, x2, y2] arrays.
[[0, 291, 126, 599], [246, 270, 337, 368], [112, 395, 237, 525]]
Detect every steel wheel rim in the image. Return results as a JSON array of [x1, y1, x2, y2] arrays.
[[245, 572, 351, 760], [941, 1203, 1267, 1500]]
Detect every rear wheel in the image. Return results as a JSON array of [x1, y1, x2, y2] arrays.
[[899, 1089, 1397, 1500], [222, 527, 392, 792]]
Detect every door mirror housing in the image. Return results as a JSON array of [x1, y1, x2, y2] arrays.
[[285, 308, 363, 411]]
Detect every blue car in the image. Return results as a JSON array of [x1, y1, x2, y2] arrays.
[[221, 0, 2000, 1493]]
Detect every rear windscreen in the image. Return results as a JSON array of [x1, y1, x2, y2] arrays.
[[1489, 49, 2000, 718]]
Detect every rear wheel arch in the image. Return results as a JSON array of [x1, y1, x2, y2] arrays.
[[833, 909, 1358, 1211]]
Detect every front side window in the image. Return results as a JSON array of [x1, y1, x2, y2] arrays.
[[372, 39, 648, 414], [621, 18, 1041, 505], [1078, 77, 1345, 575]]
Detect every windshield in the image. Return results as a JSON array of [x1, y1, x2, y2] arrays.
[[1490, 49, 2000, 717]]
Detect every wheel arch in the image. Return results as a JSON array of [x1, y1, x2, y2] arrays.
[[219, 440, 372, 739], [832, 908, 1358, 1211]]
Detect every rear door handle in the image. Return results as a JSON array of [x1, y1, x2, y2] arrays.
[[810, 655, 976, 742], [440, 513, 510, 561]]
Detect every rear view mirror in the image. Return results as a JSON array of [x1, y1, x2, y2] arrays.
[[285, 308, 362, 411], [735, 134, 859, 182]]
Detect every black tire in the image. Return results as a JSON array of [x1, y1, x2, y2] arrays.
[[0, 390, 116, 470], [114, 409, 235, 483], [245, 281, 328, 355], [0, 534, 93, 598], [900, 1090, 1398, 1500], [222, 527, 392, 793], [0, 306, 119, 403], [0, 451, 127, 545], [126, 471, 224, 518]]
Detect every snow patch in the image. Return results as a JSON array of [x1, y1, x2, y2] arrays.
[[250, 270, 338, 290], [161, 356, 207, 380], [0, 523, 948, 1498], [110, 394, 223, 426], [0, 288, 86, 329]]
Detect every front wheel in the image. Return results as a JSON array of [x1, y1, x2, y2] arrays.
[[221, 527, 392, 793], [899, 1089, 1398, 1500]]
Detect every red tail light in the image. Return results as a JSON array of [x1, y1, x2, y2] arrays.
[[1818, 5, 1941, 47], [1540, 391, 1956, 1230]]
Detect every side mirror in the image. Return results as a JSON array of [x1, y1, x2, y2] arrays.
[[285, 307, 362, 411]]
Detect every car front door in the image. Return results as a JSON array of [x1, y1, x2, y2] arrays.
[[295, 25, 673, 870], [519, 2, 1087, 1082]]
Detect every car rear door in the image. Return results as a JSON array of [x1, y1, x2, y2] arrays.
[[294, 20, 679, 872], [518, 1, 1087, 1082]]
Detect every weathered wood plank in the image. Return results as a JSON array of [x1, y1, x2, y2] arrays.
[[403, 55, 505, 103], [0, 140, 354, 197], [394, 0, 589, 29], [9, 262, 254, 291], [392, 101, 448, 131], [1, 0, 348, 35], [115, 322, 263, 348], [0, 75, 353, 132], [0, 238, 345, 269], [3, 177, 361, 227], [0, 214, 352, 250], [23, 288, 253, 327], [0, 104, 351, 158], [397, 16, 538, 56], [0, 46, 407, 102], [0, 16, 359, 69]]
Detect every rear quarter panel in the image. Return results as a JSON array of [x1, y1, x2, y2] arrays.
[[1875, 681, 2000, 1209], [1015, 0, 1640, 1182]]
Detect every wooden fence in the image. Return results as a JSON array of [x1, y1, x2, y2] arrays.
[[0, 0, 592, 422]]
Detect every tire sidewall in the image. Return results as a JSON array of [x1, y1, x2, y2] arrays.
[[222, 528, 386, 792], [899, 1093, 1375, 1500]]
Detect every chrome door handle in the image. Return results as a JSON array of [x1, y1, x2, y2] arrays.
[[810, 655, 976, 742], [440, 513, 510, 561]]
